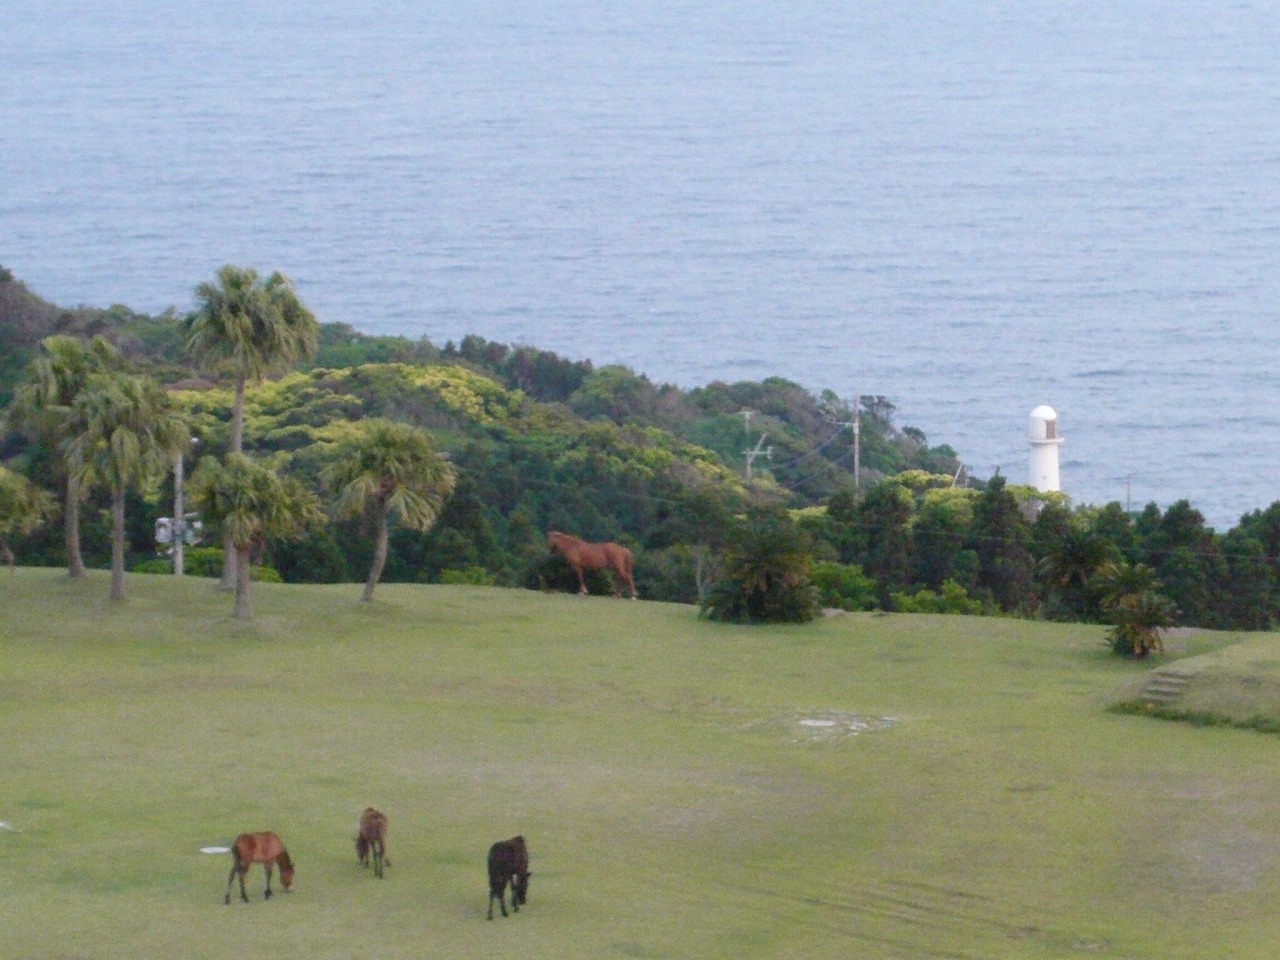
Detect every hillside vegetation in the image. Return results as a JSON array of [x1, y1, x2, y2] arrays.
[[5, 569, 1280, 959], [7, 264, 1280, 636]]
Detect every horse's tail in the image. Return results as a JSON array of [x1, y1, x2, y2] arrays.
[[619, 546, 637, 598]]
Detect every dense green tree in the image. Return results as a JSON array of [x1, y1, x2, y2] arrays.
[[811, 560, 877, 611], [186, 265, 318, 587], [1142, 501, 1225, 626], [190, 453, 322, 618], [383, 475, 502, 584], [969, 474, 1035, 613], [266, 527, 350, 584], [0, 463, 56, 567], [702, 508, 819, 624], [647, 488, 738, 601], [1036, 520, 1117, 622], [857, 480, 913, 606], [911, 488, 976, 588], [323, 418, 455, 602], [1091, 502, 1139, 561], [65, 372, 189, 601], [1217, 529, 1275, 630], [569, 365, 660, 423], [7, 335, 121, 576]]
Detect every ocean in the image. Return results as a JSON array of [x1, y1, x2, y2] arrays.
[[3, 0, 1279, 530]]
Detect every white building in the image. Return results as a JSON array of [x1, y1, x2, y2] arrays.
[[1028, 405, 1063, 492]]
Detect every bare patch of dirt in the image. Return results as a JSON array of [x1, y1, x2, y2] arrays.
[[752, 710, 899, 742]]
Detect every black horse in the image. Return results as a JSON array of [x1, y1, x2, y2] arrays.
[[486, 835, 531, 919]]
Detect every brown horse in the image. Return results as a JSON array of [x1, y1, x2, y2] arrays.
[[224, 831, 294, 904], [355, 807, 390, 878], [547, 531, 637, 599]]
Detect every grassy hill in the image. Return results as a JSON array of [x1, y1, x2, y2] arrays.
[[4, 568, 1280, 959]]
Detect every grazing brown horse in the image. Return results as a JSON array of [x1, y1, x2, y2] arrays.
[[355, 807, 390, 878], [224, 831, 294, 904], [546, 531, 637, 599]]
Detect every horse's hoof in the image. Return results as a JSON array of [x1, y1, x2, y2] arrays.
[[224, 895, 231, 905], [264, 890, 272, 900]]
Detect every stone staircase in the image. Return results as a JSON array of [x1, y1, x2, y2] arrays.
[[1139, 670, 1192, 707]]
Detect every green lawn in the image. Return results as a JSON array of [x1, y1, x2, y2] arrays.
[[3, 567, 1280, 959]]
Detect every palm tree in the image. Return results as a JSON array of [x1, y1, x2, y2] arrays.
[[185, 265, 318, 587], [1091, 560, 1179, 658], [1090, 559, 1159, 612], [7, 335, 120, 577], [189, 454, 322, 618], [1037, 526, 1118, 620], [0, 464, 56, 569], [702, 507, 819, 623], [323, 419, 455, 602], [65, 373, 189, 601], [1106, 589, 1179, 659]]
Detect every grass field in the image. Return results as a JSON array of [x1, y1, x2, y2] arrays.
[[4, 567, 1280, 959]]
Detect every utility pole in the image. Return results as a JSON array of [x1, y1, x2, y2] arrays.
[[743, 433, 772, 482], [851, 392, 861, 490]]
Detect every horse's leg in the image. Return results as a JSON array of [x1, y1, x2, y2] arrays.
[[374, 840, 384, 878], [573, 562, 588, 595], [619, 552, 637, 599], [263, 861, 274, 899], [225, 860, 238, 905], [229, 861, 250, 903]]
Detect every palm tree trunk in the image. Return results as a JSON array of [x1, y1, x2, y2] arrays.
[[232, 543, 253, 619], [229, 377, 246, 454], [65, 473, 86, 578], [220, 377, 248, 591], [109, 486, 127, 601], [362, 507, 390, 602]]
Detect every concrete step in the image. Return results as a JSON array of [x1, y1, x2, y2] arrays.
[[1141, 671, 1192, 705]]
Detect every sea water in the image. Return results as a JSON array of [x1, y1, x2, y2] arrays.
[[3, 0, 1279, 530]]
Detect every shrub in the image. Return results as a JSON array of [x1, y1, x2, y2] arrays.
[[440, 565, 496, 586], [811, 561, 877, 611], [701, 508, 820, 624], [891, 579, 984, 615], [252, 564, 283, 583], [132, 547, 221, 577], [131, 557, 172, 575]]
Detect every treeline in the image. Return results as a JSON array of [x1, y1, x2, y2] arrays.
[[2, 265, 1278, 645]]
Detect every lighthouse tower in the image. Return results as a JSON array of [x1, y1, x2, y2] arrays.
[[1028, 405, 1063, 492]]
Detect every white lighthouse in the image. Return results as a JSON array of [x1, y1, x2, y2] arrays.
[[1028, 405, 1063, 492]]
